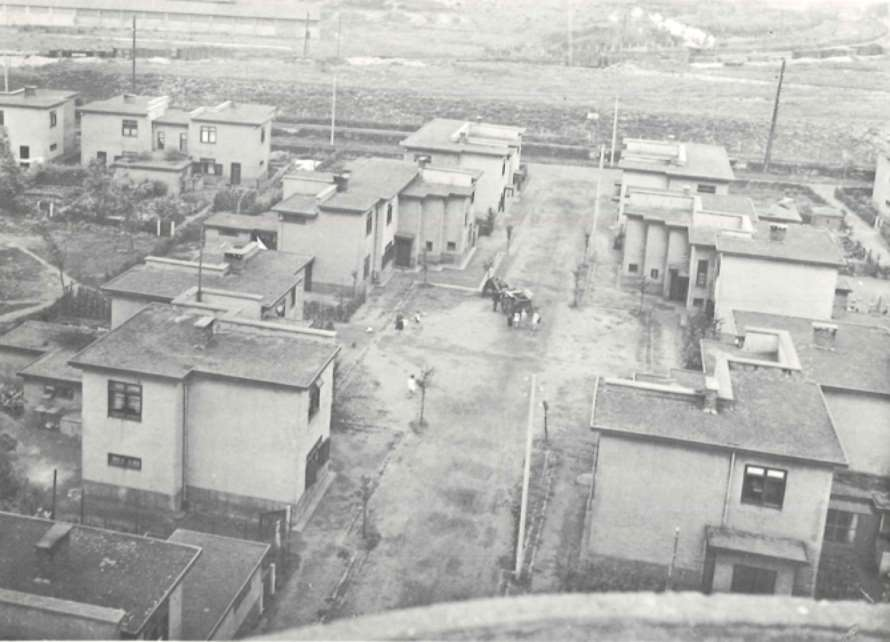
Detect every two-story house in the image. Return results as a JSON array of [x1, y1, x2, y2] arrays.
[[587, 332, 847, 596], [274, 158, 418, 294], [79, 94, 170, 165], [616, 139, 735, 219], [400, 118, 524, 216], [69, 304, 340, 514], [0, 511, 200, 639], [101, 242, 312, 328], [395, 163, 480, 267], [187, 101, 275, 186], [0, 86, 78, 167]]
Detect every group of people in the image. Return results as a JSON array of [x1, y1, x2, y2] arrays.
[[506, 305, 542, 332]]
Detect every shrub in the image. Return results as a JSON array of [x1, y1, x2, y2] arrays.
[[29, 163, 88, 186]]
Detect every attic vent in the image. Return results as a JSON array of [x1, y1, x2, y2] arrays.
[[769, 223, 787, 242], [812, 322, 838, 349]]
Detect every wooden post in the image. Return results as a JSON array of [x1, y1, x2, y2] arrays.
[[542, 400, 549, 442], [515, 374, 537, 578], [589, 145, 605, 261], [609, 97, 619, 166], [329, 75, 336, 146]]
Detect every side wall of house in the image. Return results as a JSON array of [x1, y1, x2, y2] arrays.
[[873, 154, 890, 220], [188, 120, 271, 184], [279, 213, 363, 293], [714, 256, 837, 334], [80, 113, 152, 164]]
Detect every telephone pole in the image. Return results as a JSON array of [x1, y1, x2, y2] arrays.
[[609, 96, 619, 166], [329, 75, 337, 146], [763, 57, 786, 173], [131, 16, 136, 93], [303, 11, 311, 58]]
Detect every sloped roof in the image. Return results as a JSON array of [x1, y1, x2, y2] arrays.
[[168, 529, 269, 640], [716, 223, 845, 267], [0, 511, 199, 636], [592, 367, 846, 466], [153, 108, 192, 126], [698, 193, 756, 217], [19, 346, 84, 383], [706, 525, 808, 564], [733, 310, 890, 396], [70, 304, 339, 389], [0, 321, 98, 355]]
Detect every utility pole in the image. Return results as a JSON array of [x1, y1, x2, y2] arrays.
[[515, 373, 537, 579], [609, 96, 619, 166], [566, 1, 573, 66], [329, 75, 336, 146], [666, 527, 680, 590], [50, 469, 57, 520], [131, 16, 136, 93], [337, 13, 343, 59], [589, 145, 605, 262], [303, 11, 311, 58], [763, 57, 786, 173]]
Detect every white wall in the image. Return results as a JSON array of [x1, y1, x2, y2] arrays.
[[80, 112, 153, 164], [279, 210, 365, 291], [1, 100, 73, 165], [874, 154, 890, 220], [714, 255, 838, 333]]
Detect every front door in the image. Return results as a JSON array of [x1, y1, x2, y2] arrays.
[[730, 564, 777, 594], [668, 269, 689, 302], [96, 151, 107, 165], [230, 162, 241, 186], [304, 436, 330, 491], [395, 236, 413, 267]]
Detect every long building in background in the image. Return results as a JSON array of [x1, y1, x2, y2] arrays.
[[0, 0, 320, 39]]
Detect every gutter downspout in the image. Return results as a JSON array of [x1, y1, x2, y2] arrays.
[[721, 450, 735, 526]]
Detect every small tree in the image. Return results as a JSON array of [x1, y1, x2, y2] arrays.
[[0, 131, 26, 210], [682, 309, 720, 370], [37, 224, 71, 294]]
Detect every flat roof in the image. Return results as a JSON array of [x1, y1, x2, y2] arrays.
[[706, 525, 808, 564], [716, 222, 845, 267], [168, 529, 269, 640], [624, 206, 691, 228], [698, 193, 756, 217], [619, 140, 735, 182], [19, 346, 84, 383], [733, 310, 890, 396], [400, 118, 524, 157], [153, 108, 192, 126], [101, 251, 312, 308], [204, 211, 279, 234], [191, 102, 276, 126], [322, 158, 418, 213], [592, 366, 847, 466], [758, 202, 803, 224], [0, 321, 98, 355], [400, 175, 475, 199], [0, 511, 200, 636], [273, 193, 320, 217], [78, 94, 166, 116], [70, 304, 339, 389], [0, 87, 77, 109]]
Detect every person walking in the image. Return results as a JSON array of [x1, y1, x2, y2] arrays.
[[512, 311, 520, 329], [520, 307, 528, 329], [532, 310, 541, 333], [395, 313, 405, 331], [492, 292, 500, 312], [407, 374, 418, 397]]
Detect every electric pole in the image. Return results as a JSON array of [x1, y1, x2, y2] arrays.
[[131, 16, 136, 93], [303, 11, 311, 58], [329, 75, 336, 146], [763, 57, 786, 173], [609, 96, 619, 166]]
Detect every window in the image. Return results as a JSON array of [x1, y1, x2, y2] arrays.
[[363, 255, 370, 279], [45, 384, 73, 400], [425, 241, 433, 252], [108, 380, 142, 421], [121, 119, 138, 137], [260, 126, 266, 143], [0, 110, 4, 125], [19, 145, 29, 159], [501, 160, 506, 176], [96, 151, 106, 164], [741, 465, 786, 509], [447, 241, 456, 251], [627, 263, 638, 273], [696, 259, 708, 288], [290, 286, 296, 306], [366, 212, 373, 236], [200, 125, 217, 144], [179, 132, 187, 152], [107, 453, 142, 471], [880, 512, 890, 538], [386, 203, 393, 225], [156, 130, 165, 149], [824, 509, 858, 543], [730, 564, 777, 594], [49, 143, 57, 152], [693, 297, 704, 307], [308, 381, 321, 420], [697, 184, 717, 194], [49, 110, 57, 128], [650, 268, 659, 279]]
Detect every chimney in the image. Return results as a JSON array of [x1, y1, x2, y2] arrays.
[[334, 171, 351, 192], [194, 315, 216, 344], [416, 154, 431, 169], [702, 376, 720, 415], [23, 86, 37, 97], [475, 115, 483, 123], [768, 223, 787, 242], [812, 322, 838, 349], [122, 93, 135, 103]]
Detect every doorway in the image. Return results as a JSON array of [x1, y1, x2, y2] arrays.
[[230, 162, 242, 186], [395, 235, 413, 267], [668, 269, 689, 302]]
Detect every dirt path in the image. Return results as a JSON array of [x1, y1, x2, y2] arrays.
[[810, 183, 889, 265]]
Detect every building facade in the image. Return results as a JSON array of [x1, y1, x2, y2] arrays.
[[0, 86, 77, 166], [873, 152, 890, 222], [70, 305, 339, 514]]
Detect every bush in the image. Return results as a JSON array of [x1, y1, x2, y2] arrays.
[[132, 180, 168, 200], [29, 163, 88, 186], [682, 310, 720, 370], [213, 188, 256, 212]]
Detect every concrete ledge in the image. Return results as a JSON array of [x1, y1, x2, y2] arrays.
[[257, 592, 890, 641], [0, 587, 126, 625]]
